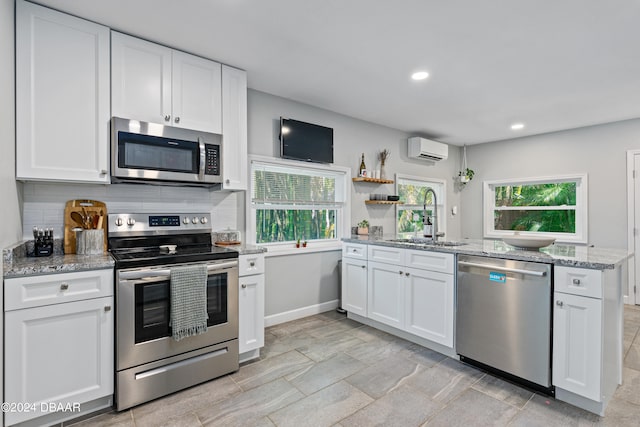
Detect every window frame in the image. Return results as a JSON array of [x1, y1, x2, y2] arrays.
[[395, 174, 447, 238], [247, 155, 351, 256], [483, 173, 588, 243]]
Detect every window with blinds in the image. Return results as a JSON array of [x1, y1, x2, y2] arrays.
[[251, 160, 346, 244]]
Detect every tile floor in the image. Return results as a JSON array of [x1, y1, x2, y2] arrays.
[[73, 305, 640, 427]]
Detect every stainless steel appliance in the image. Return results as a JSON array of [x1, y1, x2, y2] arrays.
[[111, 117, 222, 186], [109, 213, 239, 410], [456, 254, 554, 395]]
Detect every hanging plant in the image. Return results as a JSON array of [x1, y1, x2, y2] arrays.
[[458, 145, 474, 184]]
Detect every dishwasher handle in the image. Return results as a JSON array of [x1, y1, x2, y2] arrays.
[[458, 261, 547, 277]]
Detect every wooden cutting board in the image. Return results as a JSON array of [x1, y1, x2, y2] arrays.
[[63, 200, 107, 254]]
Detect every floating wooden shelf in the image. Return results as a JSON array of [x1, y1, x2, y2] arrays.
[[352, 177, 394, 184], [365, 200, 403, 205]]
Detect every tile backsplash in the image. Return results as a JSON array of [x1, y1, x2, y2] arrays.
[[22, 182, 243, 240]]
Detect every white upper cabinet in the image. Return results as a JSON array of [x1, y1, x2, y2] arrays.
[[111, 32, 222, 134], [16, 0, 110, 183], [221, 65, 248, 190]]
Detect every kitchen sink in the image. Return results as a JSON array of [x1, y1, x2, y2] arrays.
[[389, 238, 467, 247]]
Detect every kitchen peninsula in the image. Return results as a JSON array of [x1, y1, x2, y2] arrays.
[[341, 235, 630, 416]]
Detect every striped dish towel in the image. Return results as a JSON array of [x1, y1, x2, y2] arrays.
[[170, 264, 209, 341]]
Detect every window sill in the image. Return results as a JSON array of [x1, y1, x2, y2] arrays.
[[261, 242, 343, 258]]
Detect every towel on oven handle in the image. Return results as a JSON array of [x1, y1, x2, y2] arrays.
[[170, 264, 209, 341]]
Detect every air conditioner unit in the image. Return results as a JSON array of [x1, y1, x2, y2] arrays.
[[408, 137, 448, 161]]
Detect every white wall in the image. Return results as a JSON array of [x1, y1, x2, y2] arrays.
[[460, 119, 640, 249], [1, 0, 23, 409], [248, 89, 463, 316]]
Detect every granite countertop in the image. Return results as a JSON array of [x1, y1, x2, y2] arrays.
[[342, 235, 632, 270], [3, 239, 114, 279], [214, 243, 267, 255]]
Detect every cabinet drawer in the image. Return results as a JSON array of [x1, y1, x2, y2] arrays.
[[368, 245, 405, 264], [342, 243, 368, 260], [406, 250, 454, 274], [4, 269, 113, 311], [555, 266, 602, 299], [239, 253, 265, 277]]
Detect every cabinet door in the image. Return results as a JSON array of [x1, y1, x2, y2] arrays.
[[342, 258, 368, 317], [552, 292, 602, 401], [367, 261, 404, 329], [111, 31, 172, 125], [404, 267, 454, 347], [16, 0, 110, 183], [4, 297, 114, 425], [221, 65, 248, 190], [172, 51, 222, 133], [239, 274, 265, 354]]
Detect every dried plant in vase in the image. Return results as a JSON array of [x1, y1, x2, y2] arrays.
[[378, 149, 390, 179]]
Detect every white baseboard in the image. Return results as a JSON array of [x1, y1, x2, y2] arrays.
[[264, 299, 340, 327]]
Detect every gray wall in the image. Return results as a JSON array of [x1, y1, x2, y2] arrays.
[[247, 89, 464, 316], [1, 0, 23, 407], [460, 119, 640, 249]]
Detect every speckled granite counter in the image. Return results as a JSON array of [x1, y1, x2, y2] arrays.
[[214, 243, 267, 255], [3, 240, 114, 279], [342, 235, 631, 270]]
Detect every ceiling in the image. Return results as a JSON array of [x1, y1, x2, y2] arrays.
[[32, 0, 640, 145]]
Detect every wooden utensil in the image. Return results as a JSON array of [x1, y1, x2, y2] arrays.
[[70, 211, 85, 228]]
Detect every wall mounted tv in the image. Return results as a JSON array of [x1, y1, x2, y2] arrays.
[[280, 117, 334, 164]]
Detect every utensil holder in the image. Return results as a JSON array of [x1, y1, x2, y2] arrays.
[[76, 230, 104, 255]]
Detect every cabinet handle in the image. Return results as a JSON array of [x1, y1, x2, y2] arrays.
[[361, 265, 366, 269], [556, 300, 564, 307], [405, 272, 410, 277], [225, 179, 231, 184], [241, 284, 247, 289], [572, 278, 581, 285], [164, 115, 171, 122], [399, 271, 403, 275], [249, 261, 255, 267], [60, 283, 69, 291], [174, 116, 180, 123], [100, 169, 108, 175], [104, 305, 111, 312], [352, 249, 357, 252]]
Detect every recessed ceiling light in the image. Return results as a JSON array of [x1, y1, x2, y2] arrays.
[[511, 123, 525, 130], [411, 71, 429, 81]]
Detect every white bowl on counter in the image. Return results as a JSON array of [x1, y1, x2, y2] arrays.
[[502, 234, 556, 249]]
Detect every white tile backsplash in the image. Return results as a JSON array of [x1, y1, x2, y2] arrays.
[[22, 182, 242, 240]]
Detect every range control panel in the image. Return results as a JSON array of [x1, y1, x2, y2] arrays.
[[108, 213, 212, 237]]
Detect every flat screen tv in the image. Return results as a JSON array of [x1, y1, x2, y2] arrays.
[[280, 117, 334, 164]]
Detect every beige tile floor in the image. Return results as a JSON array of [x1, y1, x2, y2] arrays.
[[71, 305, 640, 427]]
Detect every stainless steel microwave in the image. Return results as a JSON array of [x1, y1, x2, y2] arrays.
[[111, 117, 222, 186]]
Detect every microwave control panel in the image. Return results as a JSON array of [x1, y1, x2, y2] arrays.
[[205, 144, 220, 176]]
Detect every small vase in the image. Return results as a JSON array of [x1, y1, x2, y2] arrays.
[[380, 164, 387, 180], [357, 227, 369, 235]]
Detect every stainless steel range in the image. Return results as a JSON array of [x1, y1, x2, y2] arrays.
[[108, 213, 239, 410]]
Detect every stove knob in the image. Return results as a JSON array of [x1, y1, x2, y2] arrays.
[[200, 217, 208, 224], [115, 217, 124, 226], [127, 218, 136, 226], [191, 217, 198, 224], [182, 217, 190, 225]]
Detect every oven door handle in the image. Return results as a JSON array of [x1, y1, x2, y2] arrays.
[[119, 260, 238, 281]]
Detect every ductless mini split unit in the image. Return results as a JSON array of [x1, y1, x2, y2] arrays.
[[408, 137, 448, 161]]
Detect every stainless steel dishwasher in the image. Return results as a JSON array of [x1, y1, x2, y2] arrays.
[[456, 254, 553, 395]]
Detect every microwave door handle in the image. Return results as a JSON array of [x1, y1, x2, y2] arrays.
[[198, 138, 205, 181]]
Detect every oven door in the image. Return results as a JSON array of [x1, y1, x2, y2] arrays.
[[116, 259, 238, 371]]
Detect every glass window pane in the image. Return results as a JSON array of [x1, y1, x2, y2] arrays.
[[256, 209, 337, 243], [494, 182, 577, 207], [494, 209, 576, 233]]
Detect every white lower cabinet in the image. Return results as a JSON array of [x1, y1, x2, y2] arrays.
[[342, 243, 455, 349], [4, 270, 114, 426], [238, 254, 265, 362], [341, 258, 368, 317], [553, 292, 602, 401], [404, 266, 454, 347], [368, 261, 405, 329]]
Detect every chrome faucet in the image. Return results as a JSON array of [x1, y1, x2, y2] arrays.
[[423, 187, 438, 242]]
